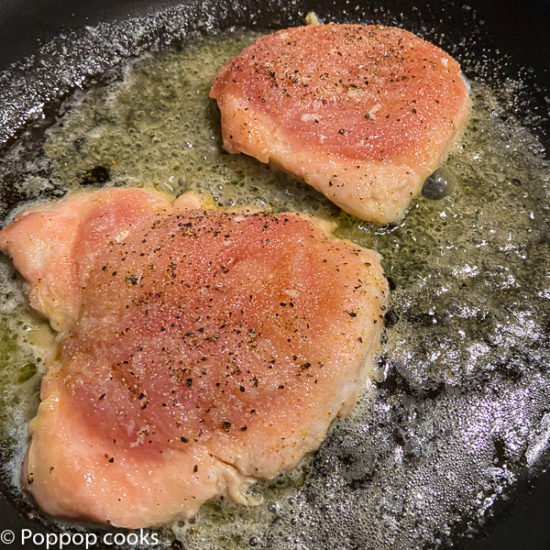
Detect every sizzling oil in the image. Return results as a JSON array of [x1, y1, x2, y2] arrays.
[[0, 29, 548, 550]]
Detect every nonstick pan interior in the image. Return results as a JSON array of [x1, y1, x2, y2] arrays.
[[0, 1, 548, 549]]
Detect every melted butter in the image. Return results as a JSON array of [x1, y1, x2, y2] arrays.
[[44, 32, 549, 392], [0, 258, 51, 489], [45, 33, 337, 218], [0, 29, 548, 550]]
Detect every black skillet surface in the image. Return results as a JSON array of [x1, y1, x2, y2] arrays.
[[0, 0, 548, 549]]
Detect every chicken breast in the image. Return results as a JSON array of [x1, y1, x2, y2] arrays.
[[209, 24, 470, 224], [0, 188, 388, 528]]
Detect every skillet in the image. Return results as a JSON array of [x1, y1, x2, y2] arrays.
[[0, 0, 548, 548]]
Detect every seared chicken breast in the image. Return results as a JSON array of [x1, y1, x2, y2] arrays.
[[0, 188, 388, 527], [210, 24, 470, 223]]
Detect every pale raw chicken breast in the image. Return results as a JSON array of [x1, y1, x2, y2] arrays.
[[0, 188, 388, 527], [210, 24, 470, 224]]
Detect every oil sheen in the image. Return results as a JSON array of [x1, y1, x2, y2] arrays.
[[0, 30, 548, 550]]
